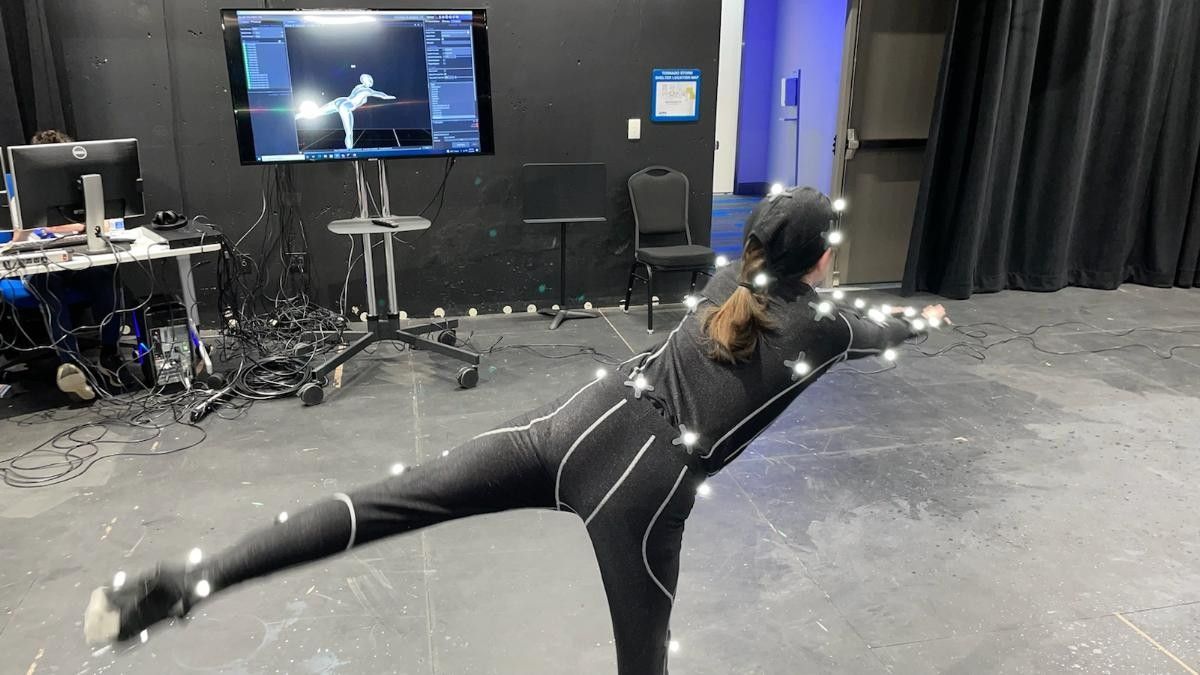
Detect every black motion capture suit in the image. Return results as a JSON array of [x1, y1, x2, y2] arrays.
[[85, 188, 926, 674]]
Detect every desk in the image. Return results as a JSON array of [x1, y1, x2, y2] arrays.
[[0, 230, 221, 332]]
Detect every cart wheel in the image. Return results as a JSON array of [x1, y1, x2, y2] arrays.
[[299, 382, 325, 406], [456, 366, 479, 389], [438, 330, 458, 346]]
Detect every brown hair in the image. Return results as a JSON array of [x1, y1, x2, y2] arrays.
[[30, 129, 73, 145], [702, 239, 774, 363]]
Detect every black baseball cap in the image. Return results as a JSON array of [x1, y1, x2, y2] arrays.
[[743, 186, 836, 279]]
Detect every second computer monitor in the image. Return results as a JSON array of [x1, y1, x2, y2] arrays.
[[6, 139, 145, 231]]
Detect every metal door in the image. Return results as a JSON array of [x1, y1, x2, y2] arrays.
[[830, 0, 951, 285]]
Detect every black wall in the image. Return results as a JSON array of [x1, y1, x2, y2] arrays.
[[41, 0, 721, 320]]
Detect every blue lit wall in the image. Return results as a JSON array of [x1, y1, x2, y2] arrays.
[[736, 0, 847, 195], [734, 0, 779, 194]]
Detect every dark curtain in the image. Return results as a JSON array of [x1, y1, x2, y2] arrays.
[[0, 0, 68, 147], [904, 0, 1200, 298]]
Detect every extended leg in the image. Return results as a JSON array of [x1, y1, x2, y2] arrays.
[[295, 100, 339, 120], [85, 427, 552, 644]]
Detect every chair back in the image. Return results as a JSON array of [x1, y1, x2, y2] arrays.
[[628, 166, 691, 247]]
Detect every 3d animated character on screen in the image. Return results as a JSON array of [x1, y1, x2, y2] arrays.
[[294, 73, 395, 150]]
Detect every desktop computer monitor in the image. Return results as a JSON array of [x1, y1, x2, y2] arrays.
[[221, 8, 494, 164], [6, 139, 145, 232]]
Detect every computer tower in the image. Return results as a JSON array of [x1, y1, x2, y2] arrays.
[[131, 296, 195, 388]]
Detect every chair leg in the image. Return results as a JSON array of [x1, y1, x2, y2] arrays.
[[645, 266, 655, 334], [690, 271, 699, 294], [622, 262, 639, 313]]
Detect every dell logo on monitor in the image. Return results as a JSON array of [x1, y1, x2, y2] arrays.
[[72, 145, 88, 160]]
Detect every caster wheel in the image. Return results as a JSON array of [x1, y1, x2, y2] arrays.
[[438, 330, 457, 346], [299, 382, 325, 406], [456, 366, 479, 389]]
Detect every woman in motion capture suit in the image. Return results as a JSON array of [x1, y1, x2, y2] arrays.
[[295, 73, 396, 150], [84, 187, 946, 674]]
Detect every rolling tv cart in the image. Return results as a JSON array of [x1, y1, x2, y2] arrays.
[[298, 160, 480, 406]]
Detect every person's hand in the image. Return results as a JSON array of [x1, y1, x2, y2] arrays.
[[921, 304, 947, 325]]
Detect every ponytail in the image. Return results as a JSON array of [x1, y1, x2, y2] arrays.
[[702, 240, 774, 363]]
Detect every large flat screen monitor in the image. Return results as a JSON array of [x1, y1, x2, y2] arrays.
[[221, 8, 494, 165]]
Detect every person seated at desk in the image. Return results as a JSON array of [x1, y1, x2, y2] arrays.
[[0, 130, 123, 401]]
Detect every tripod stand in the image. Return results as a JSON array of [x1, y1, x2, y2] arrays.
[[298, 160, 480, 406]]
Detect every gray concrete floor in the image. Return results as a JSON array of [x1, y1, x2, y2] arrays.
[[3, 285, 1200, 674]]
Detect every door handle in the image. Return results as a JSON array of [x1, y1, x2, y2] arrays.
[[846, 128, 860, 161]]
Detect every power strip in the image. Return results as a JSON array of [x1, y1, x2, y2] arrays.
[[0, 249, 72, 271]]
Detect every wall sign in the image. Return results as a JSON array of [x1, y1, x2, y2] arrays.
[[651, 69, 701, 123]]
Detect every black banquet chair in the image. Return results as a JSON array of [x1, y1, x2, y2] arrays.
[[622, 166, 716, 333]]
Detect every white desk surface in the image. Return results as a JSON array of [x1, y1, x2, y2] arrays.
[[0, 231, 221, 279]]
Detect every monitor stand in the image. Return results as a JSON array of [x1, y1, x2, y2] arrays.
[[299, 160, 481, 405], [81, 173, 108, 253]]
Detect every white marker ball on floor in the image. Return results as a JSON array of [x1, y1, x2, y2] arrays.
[[188, 548, 202, 565], [399, 311, 408, 320], [276, 511, 289, 524], [390, 463, 406, 476], [503, 305, 513, 314], [359, 312, 368, 322], [584, 302, 593, 310], [434, 308, 446, 318], [194, 580, 211, 598], [468, 308, 478, 317], [669, 640, 681, 653], [527, 304, 537, 314], [112, 571, 126, 590], [552, 304, 561, 311], [697, 483, 712, 497]]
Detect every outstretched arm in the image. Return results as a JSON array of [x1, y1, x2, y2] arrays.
[[838, 303, 945, 360], [366, 88, 397, 100]]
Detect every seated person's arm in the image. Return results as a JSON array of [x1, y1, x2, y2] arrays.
[[6, 223, 85, 243], [46, 224, 85, 235]]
